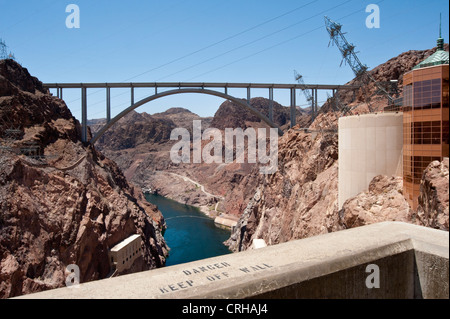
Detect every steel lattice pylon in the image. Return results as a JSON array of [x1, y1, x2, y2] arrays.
[[294, 70, 339, 130], [0, 38, 15, 60], [294, 70, 317, 123], [294, 70, 313, 105], [0, 39, 7, 60], [1, 41, 20, 155], [0, 50, 40, 160], [324, 16, 393, 112]]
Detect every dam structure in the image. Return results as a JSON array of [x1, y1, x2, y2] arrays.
[[18, 222, 449, 299]]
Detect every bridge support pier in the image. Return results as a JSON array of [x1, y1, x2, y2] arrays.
[[310, 88, 319, 122], [315, 89, 318, 118], [269, 87, 273, 122], [290, 88, 296, 128], [106, 87, 111, 123], [56, 87, 63, 99], [81, 87, 87, 143]]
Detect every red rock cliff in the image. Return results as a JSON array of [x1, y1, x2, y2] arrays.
[[0, 60, 168, 298]]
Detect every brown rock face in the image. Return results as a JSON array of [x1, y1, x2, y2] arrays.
[[340, 175, 412, 228], [210, 97, 293, 130], [95, 110, 176, 150], [226, 128, 341, 251], [339, 160, 449, 231], [415, 159, 449, 230], [0, 60, 168, 298], [227, 132, 448, 253]]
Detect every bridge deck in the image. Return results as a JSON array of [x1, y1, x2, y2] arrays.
[[43, 82, 360, 90]]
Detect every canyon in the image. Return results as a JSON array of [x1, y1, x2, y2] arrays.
[[91, 44, 449, 254], [1, 43, 449, 298], [93, 45, 449, 242]]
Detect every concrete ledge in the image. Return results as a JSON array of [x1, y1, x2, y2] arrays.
[[16, 222, 449, 299], [214, 215, 238, 229]]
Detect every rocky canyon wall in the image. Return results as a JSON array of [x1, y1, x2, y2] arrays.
[[227, 44, 449, 252], [0, 60, 168, 298]]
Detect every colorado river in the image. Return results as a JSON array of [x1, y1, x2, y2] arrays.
[[145, 194, 231, 266]]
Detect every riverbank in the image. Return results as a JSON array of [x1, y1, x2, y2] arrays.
[[143, 171, 238, 229]]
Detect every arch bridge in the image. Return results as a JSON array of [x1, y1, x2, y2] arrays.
[[43, 82, 360, 144]]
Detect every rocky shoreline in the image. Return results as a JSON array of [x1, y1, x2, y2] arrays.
[[141, 170, 239, 230]]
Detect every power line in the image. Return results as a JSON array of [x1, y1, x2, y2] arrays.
[[157, 0, 352, 81], [67, 0, 383, 119], [1, 0, 59, 32], [123, 0, 319, 82], [186, 0, 384, 81], [63, 1, 319, 105], [187, 26, 323, 81], [65, 0, 348, 107], [37, 0, 187, 73]]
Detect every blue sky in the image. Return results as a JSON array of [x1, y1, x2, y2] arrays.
[[1, 0, 448, 120]]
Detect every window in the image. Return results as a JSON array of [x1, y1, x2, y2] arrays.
[[409, 121, 442, 145], [411, 156, 442, 184], [443, 121, 449, 144], [412, 79, 442, 109], [442, 79, 449, 108]]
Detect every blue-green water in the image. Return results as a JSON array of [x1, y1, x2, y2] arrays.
[[145, 194, 231, 266]]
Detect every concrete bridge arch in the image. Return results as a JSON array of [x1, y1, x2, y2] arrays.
[[90, 88, 284, 145]]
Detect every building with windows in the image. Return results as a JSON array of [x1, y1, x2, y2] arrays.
[[402, 35, 449, 209], [109, 234, 143, 273], [338, 33, 448, 211]]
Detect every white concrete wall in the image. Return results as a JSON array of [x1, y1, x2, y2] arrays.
[[338, 113, 403, 209]]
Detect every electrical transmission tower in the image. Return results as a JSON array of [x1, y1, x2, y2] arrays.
[[324, 16, 393, 112], [294, 69, 319, 126], [0, 38, 41, 160], [294, 70, 338, 131], [0, 39, 7, 59], [294, 70, 313, 107], [326, 91, 352, 115], [0, 38, 15, 60]]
